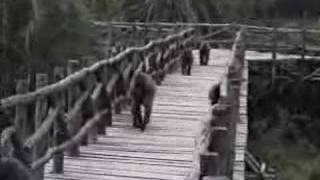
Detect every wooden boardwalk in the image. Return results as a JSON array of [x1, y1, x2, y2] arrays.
[[43, 49, 246, 180]]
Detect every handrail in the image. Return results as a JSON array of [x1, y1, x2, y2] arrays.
[[189, 28, 246, 180], [0, 28, 194, 109], [0, 27, 195, 180], [94, 21, 320, 34]]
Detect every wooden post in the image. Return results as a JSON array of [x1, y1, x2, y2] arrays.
[[93, 68, 111, 135], [271, 24, 277, 85], [208, 126, 229, 175], [200, 152, 219, 179], [52, 67, 65, 174], [14, 79, 29, 141], [301, 11, 307, 61], [107, 22, 113, 58], [34, 73, 49, 180], [225, 30, 245, 178], [66, 60, 81, 156]]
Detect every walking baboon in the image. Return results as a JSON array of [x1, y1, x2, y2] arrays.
[[208, 83, 221, 105], [0, 157, 33, 180], [0, 127, 32, 168], [181, 47, 193, 76], [129, 72, 157, 131], [200, 42, 210, 65]]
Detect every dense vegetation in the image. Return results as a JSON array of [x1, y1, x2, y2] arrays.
[[248, 60, 320, 180], [1, 0, 320, 178]]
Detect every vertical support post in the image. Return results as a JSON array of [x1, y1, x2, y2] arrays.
[[200, 152, 219, 179], [80, 73, 95, 146], [107, 22, 113, 58], [14, 80, 29, 141], [66, 60, 81, 156], [1, 0, 8, 60], [225, 29, 245, 178], [52, 67, 65, 174], [34, 73, 49, 180], [301, 11, 307, 61], [209, 126, 229, 175], [271, 24, 277, 85], [93, 67, 111, 135]]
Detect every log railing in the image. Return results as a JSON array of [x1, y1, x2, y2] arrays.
[[0, 28, 194, 180], [95, 21, 320, 58], [188, 29, 246, 180]]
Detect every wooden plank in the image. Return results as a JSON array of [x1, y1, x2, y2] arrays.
[[44, 49, 243, 180]]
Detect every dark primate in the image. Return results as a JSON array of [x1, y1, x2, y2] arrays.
[[0, 127, 32, 168], [208, 83, 221, 105], [181, 47, 194, 76], [0, 157, 33, 180], [200, 42, 210, 65], [129, 72, 157, 131], [106, 65, 127, 114]]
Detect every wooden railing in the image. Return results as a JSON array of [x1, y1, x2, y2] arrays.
[[95, 21, 320, 58], [0, 28, 194, 180], [188, 28, 246, 180]]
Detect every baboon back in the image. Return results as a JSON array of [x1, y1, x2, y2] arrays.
[[200, 43, 210, 54], [209, 83, 220, 105], [130, 72, 157, 105], [181, 49, 193, 66]]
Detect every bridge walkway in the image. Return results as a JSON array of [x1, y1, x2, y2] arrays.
[[43, 50, 228, 180]]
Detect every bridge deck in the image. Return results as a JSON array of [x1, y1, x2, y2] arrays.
[[43, 50, 246, 180]]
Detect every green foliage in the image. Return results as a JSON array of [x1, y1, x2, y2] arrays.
[[248, 60, 320, 180], [120, 0, 196, 22], [30, 0, 91, 69]]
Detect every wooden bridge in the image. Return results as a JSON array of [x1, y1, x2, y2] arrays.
[[1, 22, 320, 180]]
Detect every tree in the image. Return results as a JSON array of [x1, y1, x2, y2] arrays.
[[121, 0, 196, 22]]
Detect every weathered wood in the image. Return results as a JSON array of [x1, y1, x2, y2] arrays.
[[66, 60, 82, 157], [208, 126, 229, 175], [94, 68, 112, 133], [200, 152, 220, 179], [203, 176, 230, 180], [52, 67, 66, 174], [32, 109, 109, 170], [24, 107, 60, 150], [0, 28, 194, 109], [271, 25, 277, 85], [80, 73, 95, 146], [89, 83, 103, 143], [106, 22, 113, 58], [98, 21, 320, 34], [34, 73, 49, 180], [301, 12, 307, 61], [14, 79, 29, 141]]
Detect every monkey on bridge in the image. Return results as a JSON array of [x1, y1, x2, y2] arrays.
[[181, 47, 194, 76], [0, 126, 34, 180], [0, 157, 33, 180], [199, 42, 210, 66], [208, 82, 221, 106], [129, 72, 157, 131]]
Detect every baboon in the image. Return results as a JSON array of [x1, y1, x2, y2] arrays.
[[0, 157, 33, 180], [200, 42, 210, 66], [79, 81, 94, 145], [129, 72, 157, 131], [208, 83, 221, 105], [0, 127, 32, 168], [94, 69, 113, 130], [105, 65, 127, 114], [181, 47, 193, 76]]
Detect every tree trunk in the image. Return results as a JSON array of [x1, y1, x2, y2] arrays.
[[1, 0, 8, 60]]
